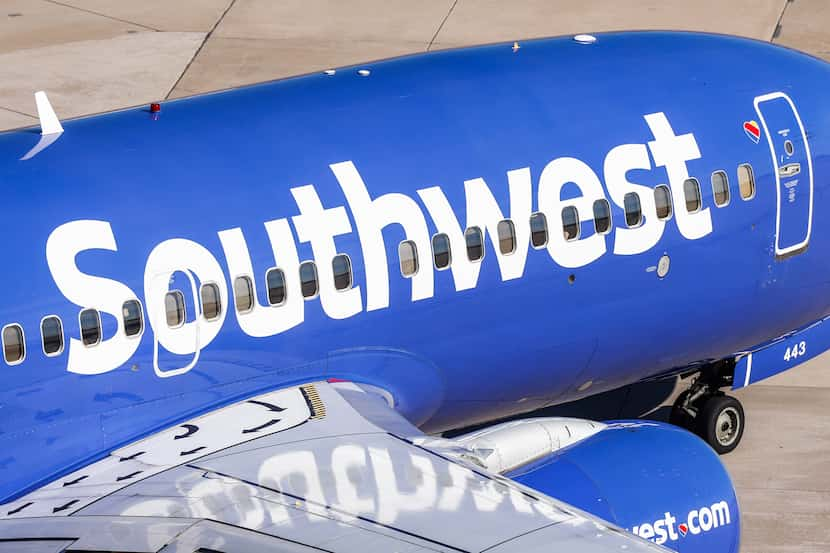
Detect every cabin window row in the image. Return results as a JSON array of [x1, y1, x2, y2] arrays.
[[0, 255, 330, 362], [153, 256, 352, 328], [3, 252, 357, 364], [4, 252, 354, 361], [2, 300, 145, 365], [227, 254, 353, 315], [192, 254, 355, 326], [398, 165, 756, 274], [2, 166, 759, 364], [37, 254, 353, 351]]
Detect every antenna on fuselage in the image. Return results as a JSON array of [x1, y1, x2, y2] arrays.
[[20, 91, 64, 160]]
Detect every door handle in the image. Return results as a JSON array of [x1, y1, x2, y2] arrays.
[[779, 163, 801, 177]]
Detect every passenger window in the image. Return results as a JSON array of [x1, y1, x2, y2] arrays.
[[529, 213, 548, 248], [465, 227, 484, 261], [233, 276, 254, 313], [122, 299, 143, 337], [497, 220, 516, 255], [41, 316, 63, 356], [593, 199, 612, 234], [299, 261, 319, 298], [165, 291, 186, 327], [3, 324, 25, 365], [265, 269, 286, 305], [200, 283, 222, 321], [432, 233, 451, 269], [624, 192, 642, 227], [712, 170, 730, 207], [561, 206, 580, 241], [684, 178, 702, 212], [654, 185, 673, 220], [398, 240, 418, 277], [332, 254, 352, 291], [738, 164, 755, 200], [79, 309, 101, 347]]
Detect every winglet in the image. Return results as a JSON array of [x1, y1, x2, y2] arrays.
[[20, 92, 64, 160], [34, 91, 63, 135]]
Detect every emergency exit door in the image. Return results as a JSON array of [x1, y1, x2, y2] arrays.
[[754, 92, 814, 258]]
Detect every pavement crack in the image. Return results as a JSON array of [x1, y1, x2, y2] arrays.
[[165, 0, 238, 99], [0, 106, 36, 119], [44, 0, 160, 32], [428, 0, 459, 51]]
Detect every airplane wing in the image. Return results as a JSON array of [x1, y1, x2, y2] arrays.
[[0, 381, 668, 552]]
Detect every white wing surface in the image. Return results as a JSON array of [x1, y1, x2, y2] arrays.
[[0, 381, 669, 553]]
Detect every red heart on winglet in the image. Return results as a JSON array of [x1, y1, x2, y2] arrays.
[[679, 523, 689, 536]]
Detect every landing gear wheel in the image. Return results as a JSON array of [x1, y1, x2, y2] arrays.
[[696, 395, 745, 454]]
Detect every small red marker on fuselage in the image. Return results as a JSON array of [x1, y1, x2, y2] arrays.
[[150, 102, 161, 113]]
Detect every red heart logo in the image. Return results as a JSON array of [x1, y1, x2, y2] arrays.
[[679, 523, 689, 536], [744, 120, 761, 143]]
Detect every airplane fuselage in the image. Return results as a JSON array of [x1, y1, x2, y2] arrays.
[[2, 31, 829, 503]]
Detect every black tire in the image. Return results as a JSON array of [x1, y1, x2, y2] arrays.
[[669, 390, 694, 429], [696, 395, 745, 455]]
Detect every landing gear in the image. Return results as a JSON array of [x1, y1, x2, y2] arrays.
[[698, 395, 744, 454], [669, 361, 746, 454]]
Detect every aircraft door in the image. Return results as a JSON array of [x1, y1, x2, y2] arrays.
[[149, 270, 202, 378], [753, 92, 814, 257]]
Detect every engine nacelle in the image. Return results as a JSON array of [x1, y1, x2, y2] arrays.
[[451, 419, 740, 553]]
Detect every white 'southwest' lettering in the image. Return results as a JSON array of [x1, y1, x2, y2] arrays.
[[217, 219, 304, 337], [46, 112, 710, 377], [144, 239, 227, 358], [332, 161, 434, 310], [538, 157, 607, 268], [291, 185, 362, 320], [330, 444, 376, 516], [46, 220, 141, 375], [645, 112, 712, 240], [604, 143, 665, 254], [631, 501, 732, 545], [417, 167, 532, 291], [463, 169, 533, 281], [124, 443, 570, 524]]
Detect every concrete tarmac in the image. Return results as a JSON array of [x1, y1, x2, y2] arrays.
[[725, 356, 830, 553], [2, 1, 829, 551]]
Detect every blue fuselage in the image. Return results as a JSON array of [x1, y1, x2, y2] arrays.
[[1, 31, 829, 503]]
